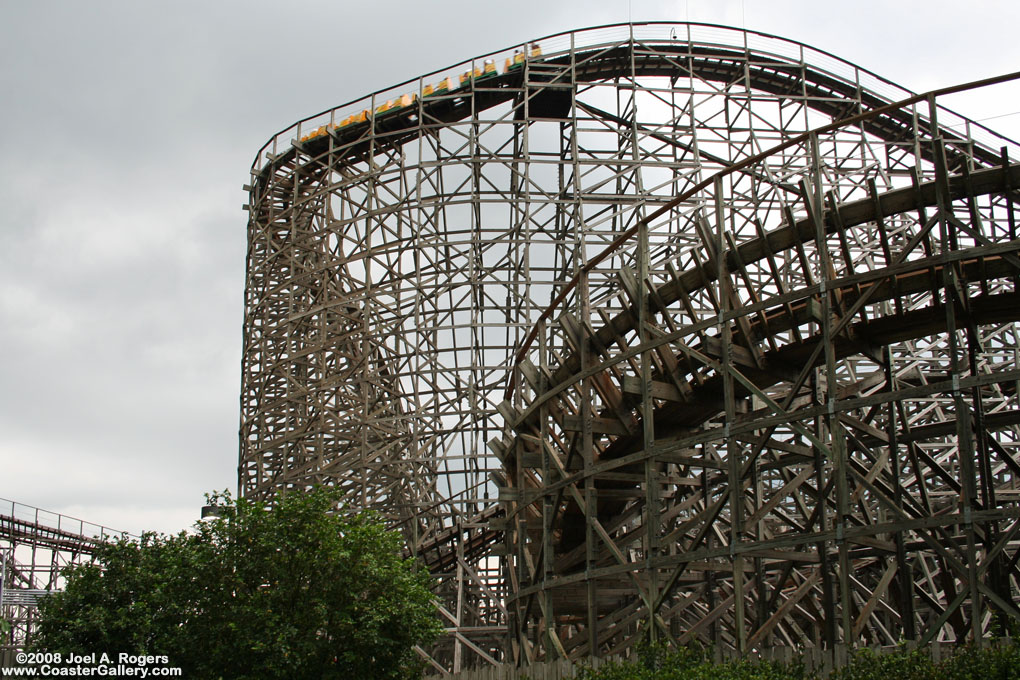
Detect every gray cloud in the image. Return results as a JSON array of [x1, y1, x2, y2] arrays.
[[1, 0, 1018, 535]]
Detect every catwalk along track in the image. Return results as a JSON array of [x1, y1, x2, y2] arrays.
[[1, 500, 124, 655], [240, 23, 1020, 671]]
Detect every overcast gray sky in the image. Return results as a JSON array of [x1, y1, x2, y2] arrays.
[[2, 0, 1019, 536]]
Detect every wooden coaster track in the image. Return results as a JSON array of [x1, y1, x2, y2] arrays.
[[1, 500, 125, 654], [240, 23, 1020, 671], [500, 154, 1020, 661]]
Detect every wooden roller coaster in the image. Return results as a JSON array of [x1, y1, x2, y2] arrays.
[[241, 23, 1020, 672], [0, 500, 125, 656]]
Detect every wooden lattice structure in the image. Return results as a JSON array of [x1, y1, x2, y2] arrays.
[[0, 499, 122, 655], [240, 23, 1020, 672]]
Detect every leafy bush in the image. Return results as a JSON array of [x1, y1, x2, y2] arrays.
[[932, 640, 1020, 680], [573, 637, 1020, 680], [32, 487, 442, 679], [829, 645, 934, 680], [575, 642, 810, 680]]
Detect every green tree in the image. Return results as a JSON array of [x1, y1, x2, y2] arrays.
[[32, 487, 442, 679]]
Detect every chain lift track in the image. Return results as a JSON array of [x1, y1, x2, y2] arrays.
[[240, 23, 1020, 671]]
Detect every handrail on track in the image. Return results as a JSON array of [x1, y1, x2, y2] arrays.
[[0, 497, 131, 544], [503, 69, 1020, 402]]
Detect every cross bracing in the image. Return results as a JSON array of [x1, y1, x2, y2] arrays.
[[242, 23, 1020, 672], [0, 499, 127, 654]]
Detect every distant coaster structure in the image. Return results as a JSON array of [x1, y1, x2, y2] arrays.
[[240, 23, 1020, 672], [0, 500, 125, 658]]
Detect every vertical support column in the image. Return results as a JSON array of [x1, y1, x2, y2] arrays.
[[929, 111, 982, 641], [1002, 147, 1019, 292], [965, 153, 1007, 631], [716, 175, 746, 654], [558, 32, 600, 660], [360, 97, 379, 510], [579, 268, 599, 657], [454, 525, 465, 673], [537, 321, 560, 661], [468, 102, 483, 512], [639, 218, 661, 640], [511, 397, 532, 665], [883, 345, 916, 640], [809, 132, 852, 647]]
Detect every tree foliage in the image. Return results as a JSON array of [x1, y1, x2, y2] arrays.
[[32, 488, 442, 679]]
